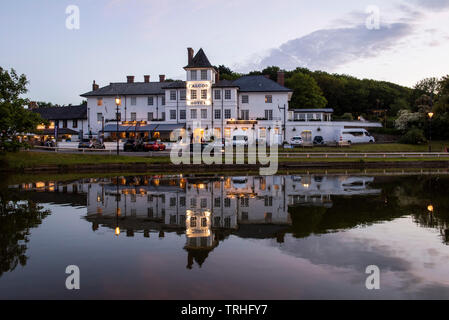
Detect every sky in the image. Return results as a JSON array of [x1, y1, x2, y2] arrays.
[[0, 0, 448, 105]]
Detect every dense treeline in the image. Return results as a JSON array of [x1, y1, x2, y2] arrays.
[[217, 65, 449, 143]]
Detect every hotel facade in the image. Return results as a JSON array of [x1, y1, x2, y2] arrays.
[[81, 48, 380, 145]]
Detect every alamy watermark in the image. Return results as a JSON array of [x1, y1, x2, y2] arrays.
[[65, 265, 80, 290], [365, 5, 380, 30], [65, 5, 80, 30], [365, 265, 380, 290], [170, 133, 279, 176]]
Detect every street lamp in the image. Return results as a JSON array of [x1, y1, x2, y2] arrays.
[[115, 96, 122, 156], [428, 112, 434, 153]]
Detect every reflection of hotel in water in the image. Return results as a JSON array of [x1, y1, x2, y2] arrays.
[[16, 175, 380, 268]]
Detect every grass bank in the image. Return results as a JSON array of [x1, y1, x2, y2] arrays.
[[280, 141, 449, 153], [1, 151, 448, 174]]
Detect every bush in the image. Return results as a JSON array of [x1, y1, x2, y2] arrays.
[[399, 128, 427, 145]]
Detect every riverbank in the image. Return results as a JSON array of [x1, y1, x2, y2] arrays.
[[1, 151, 449, 174]]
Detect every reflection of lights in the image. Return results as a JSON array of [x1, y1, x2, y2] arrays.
[[303, 183, 310, 188], [36, 182, 45, 189], [116, 208, 121, 216], [428, 205, 434, 213], [115, 227, 120, 236], [97, 196, 101, 202], [153, 179, 160, 186]]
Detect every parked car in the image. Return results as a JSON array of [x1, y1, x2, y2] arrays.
[[144, 140, 166, 152], [123, 139, 143, 152], [289, 136, 304, 146], [78, 139, 105, 149], [313, 136, 325, 145], [339, 129, 375, 144]]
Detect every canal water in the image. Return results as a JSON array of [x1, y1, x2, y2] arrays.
[[0, 173, 448, 299]]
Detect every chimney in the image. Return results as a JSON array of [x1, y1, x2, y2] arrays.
[[144, 75, 150, 83], [187, 47, 194, 65], [277, 71, 285, 86], [92, 80, 99, 91], [127, 76, 135, 83], [215, 71, 220, 83], [159, 74, 166, 82]]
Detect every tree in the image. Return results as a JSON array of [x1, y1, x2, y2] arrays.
[[0, 67, 42, 151], [215, 65, 241, 81], [285, 72, 327, 109]]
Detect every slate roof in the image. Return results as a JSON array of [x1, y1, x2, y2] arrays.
[[232, 75, 292, 92], [33, 105, 87, 120], [184, 48, 213, 69], [81, 82, 168, 97], [292, 108, 334, 113], [213, 80, 238, 88]]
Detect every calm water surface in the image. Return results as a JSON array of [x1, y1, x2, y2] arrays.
[[0, 173, 448, 299]]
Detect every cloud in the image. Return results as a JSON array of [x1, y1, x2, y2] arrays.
[[411, 0, 449, 10], [239, 23, 414, 72]]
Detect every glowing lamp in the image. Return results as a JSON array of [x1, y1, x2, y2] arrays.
[[115, 96, 122, 106]]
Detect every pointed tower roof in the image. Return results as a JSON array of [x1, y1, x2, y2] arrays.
[[184, 48, 213, 69]]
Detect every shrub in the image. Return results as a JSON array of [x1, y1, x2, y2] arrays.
[[399, 128, 427, 145]]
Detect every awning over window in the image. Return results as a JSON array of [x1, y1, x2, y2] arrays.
[[154, 123, 185, 132]]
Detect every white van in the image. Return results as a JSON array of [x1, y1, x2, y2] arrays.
[[338, 129, 375, 144]]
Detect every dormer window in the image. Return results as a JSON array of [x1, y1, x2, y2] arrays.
[[201, 70, 207, 80], [191, 70, 197, 81]]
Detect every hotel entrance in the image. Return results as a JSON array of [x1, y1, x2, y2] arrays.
[[193, 128, 204, 143]]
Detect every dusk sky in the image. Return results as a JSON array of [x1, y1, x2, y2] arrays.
[[1, 0, 448, 105]]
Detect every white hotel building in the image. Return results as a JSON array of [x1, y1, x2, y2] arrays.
[[81, 48, 380, 145]]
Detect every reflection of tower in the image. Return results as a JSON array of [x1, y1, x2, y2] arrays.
[[184, 209, 218, 269]]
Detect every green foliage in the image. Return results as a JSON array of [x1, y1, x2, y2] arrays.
[[0, 67, 43, 152], [285, 72, 327, 109], [399, 128, 427, 145], [339, 113, 354, 121]]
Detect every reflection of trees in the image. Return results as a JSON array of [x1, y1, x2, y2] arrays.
[[0, 188, 51, 277], [289, 176, 449, 245]]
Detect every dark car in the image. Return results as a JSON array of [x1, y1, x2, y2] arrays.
[[144, 140, 166, 152], [78, 139, 105, 149], [123, 139, 143, 152], [313, 136, 325, 145]]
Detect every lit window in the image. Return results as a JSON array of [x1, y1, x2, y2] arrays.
[[190, 217, 197, 228], [97, 98, 103, 106], [224, 128, 231, 138], [191, 90, 197, 100], [265, 95, 272, 103], [201, 89, 207, 100]]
